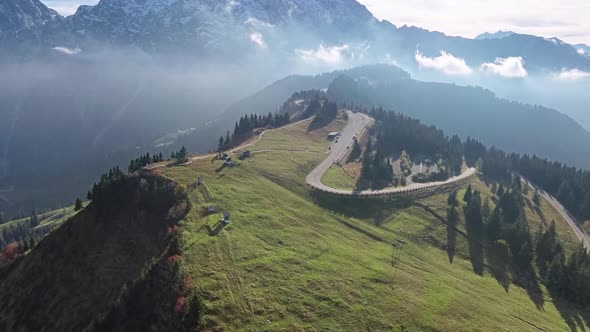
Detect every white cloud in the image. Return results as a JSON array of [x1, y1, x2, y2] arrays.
[[249, 32, 267, 49], [415, 51, 473, 75], [245, 17, 274, 29], [52, 46, 81, 55], [578, 48, 585, 55], [480, 56, 528, 78], [224, 0, 239, 13], [296, 44, 350, 64], [556, 68, 590, 80]]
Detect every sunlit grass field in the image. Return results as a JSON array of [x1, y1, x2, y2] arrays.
[[163, 119, 589, 331]]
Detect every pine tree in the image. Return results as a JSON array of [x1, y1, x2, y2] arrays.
[[463, 184, 473, 202], [74, 197, 83, 211], [447, 190, 459, 207], [465, 191, 483, 236], [547, 254, 565, 290], [348, 140, 362, 162], [491, 183, 498, 195], [533, 189, 541, 206], [482, 197, 491, 222], [497, 184, 505, 197], [224, 131, 231, 146]]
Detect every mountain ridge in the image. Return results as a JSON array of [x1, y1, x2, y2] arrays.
[[0, 0, 588, 72]]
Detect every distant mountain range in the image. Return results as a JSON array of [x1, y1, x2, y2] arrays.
[[224, 64, 590, 169], [475, 31, 515, 40], [1, 0, 589, 72]]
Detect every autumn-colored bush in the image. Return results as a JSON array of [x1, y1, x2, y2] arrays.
[[0, 243, 18, 265]]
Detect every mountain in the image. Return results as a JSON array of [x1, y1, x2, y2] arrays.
[[39, 0, 383, 56], [0, 173, 195, 331], [224, 64, 590, 169], [475, 30, 515, 40], [0, 0, 60, 41], [575, 43, 590, 56], [0, 0, 587, 72]]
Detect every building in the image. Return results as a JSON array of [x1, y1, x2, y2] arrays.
[[242, 150, 252, 158], [222, 212, 231, 224], [327, 132, 339, 140]]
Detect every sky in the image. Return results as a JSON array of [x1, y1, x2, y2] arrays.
[[357, 0, 590, 44], [42, 0, 589, 45], [42, 0, 97, 15]]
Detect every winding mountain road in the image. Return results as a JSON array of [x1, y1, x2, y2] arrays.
[[521, 178, 590, 250], [306, 111, 477, 196]]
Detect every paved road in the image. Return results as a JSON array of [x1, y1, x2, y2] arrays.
[[306, 112, 477, 196], [521, 177, 590, 249], [305, 111, 373, 191]]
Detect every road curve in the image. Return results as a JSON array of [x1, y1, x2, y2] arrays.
[[306, 111, 477, 196], [521, 178, 590, 250]]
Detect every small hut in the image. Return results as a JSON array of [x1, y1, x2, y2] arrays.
[[223, 212, 231, 224]]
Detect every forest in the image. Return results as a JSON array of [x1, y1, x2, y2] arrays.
[[355, 105, 590, 223]]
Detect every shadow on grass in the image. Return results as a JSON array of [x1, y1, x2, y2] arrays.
[[310, 189, 412, 222], [446, 224, 457, 264], [485, 241, 511, 292], [467, 236, 485, 276], [549, 290, 590, 332], [197, 221, 226, 237], [512, 266, 545, 310]]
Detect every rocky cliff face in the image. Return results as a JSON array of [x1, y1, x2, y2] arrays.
[[0, 0, 60, 40]]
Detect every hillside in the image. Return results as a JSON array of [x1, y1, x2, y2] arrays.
[[0, 174, 193, 331], [0, 204, 81, 250], [225, 64, 590, 169], [159, 115, 588, 331]]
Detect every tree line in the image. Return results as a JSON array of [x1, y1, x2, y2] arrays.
[[307, 98, 338, 129], [355, 107, 463, 189], [218, 112, 290, 151], [128, 152, 165, 173], [0, 209, 41, 252], [447, 177, 590, 307], [463, 137, 590, 222], [352, 105, 590, 223]]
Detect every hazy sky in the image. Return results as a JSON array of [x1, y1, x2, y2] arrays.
[[358, 0, 590, 44], [43, 0, 589, 44]]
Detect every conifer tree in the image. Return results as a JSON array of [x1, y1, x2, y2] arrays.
[[463, 184, 473, 202], [74, 198, 83, 211], [497, 184, 505, 197]]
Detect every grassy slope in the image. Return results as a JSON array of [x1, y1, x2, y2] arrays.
[[163, 119, 588, 331], [321, 164, 357, 190], [0, 205, 80, 233]]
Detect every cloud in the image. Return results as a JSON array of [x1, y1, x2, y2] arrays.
[[578, 48, 586, 55], [224, 0, 239, 13], [245, 17, 274, 29], [556, 68, 590, 80], [52, 46, 81, 55], [415, 51, 473, 75], [249, 32, 267, 49], [296, 44, 350, 64], [480, 57, 528, 78]]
